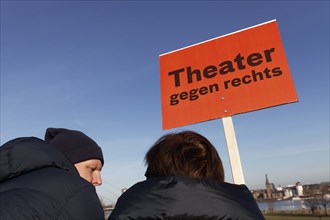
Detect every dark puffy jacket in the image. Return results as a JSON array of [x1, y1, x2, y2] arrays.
[[0, 137, 104, 220], [109, 176, 265, 220]]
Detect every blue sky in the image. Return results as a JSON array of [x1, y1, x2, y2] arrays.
[[1, 0, 329, 204]]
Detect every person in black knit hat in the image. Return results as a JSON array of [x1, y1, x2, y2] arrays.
[[45, 127, 104, 186], [0, 128, 105, 220]]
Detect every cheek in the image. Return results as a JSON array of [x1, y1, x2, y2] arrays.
[[75, 166, 93, 182], [81, 171, 94, 183]]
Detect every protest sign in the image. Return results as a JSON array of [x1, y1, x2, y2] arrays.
[[160, 20, 298, 130]]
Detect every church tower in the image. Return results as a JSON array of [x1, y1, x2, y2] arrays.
[[265, 174, 273, 199]]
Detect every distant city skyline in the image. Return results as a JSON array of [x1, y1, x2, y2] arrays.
[[1, 1, 329, 204], [255, 174, 329, 189]]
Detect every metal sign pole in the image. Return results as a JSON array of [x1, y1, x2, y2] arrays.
[[222, 116, 245, 184]]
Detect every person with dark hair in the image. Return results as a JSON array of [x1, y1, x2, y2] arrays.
[[0, 128, 105, 220], [109, 131, 265, 220]]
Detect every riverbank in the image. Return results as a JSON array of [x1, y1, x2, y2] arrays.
[[264, 214, 330, 220], [263, 210, 329, 220]]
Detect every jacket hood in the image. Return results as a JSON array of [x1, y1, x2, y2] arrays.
[[0, 137, 78, 182]]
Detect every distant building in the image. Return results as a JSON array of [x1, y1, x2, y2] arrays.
[[265, 174, 273, 199], [283, 184, 298, 199], [303, 183, 322, 195], [264, 174, 284, 200], [296, 182, 304, 196]]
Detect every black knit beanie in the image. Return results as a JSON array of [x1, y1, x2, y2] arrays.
[[44, 128, 104, 165]]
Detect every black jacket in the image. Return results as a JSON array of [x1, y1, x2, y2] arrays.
[[0, 137, 104, 220], [109, 176, 264, 220]]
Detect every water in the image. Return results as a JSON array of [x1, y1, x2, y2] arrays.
[[258, 199, 307, 211]]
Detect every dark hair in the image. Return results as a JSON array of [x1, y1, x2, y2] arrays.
[[145, 131, 224, 181]]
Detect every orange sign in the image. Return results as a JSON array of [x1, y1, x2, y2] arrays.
[[160, 20, 298, 130]]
